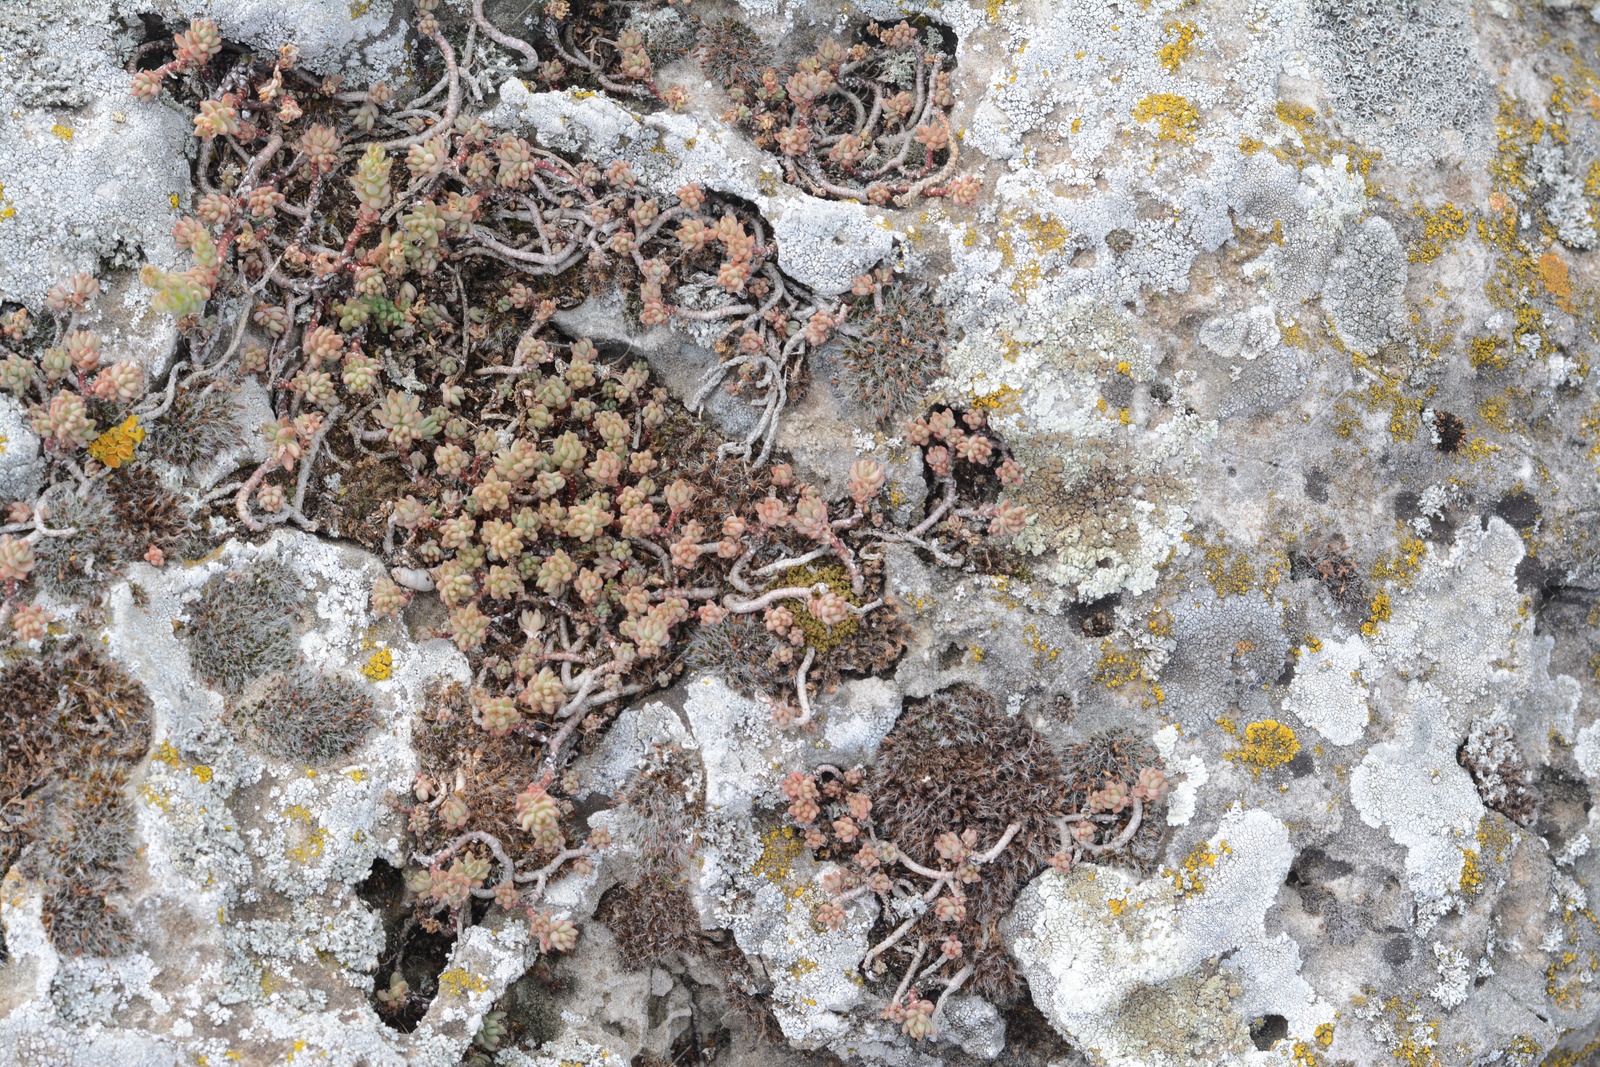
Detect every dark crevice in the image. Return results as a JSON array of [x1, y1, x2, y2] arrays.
[[356, 857, 459, 1033], [1249, 1014, 1288, 1051]]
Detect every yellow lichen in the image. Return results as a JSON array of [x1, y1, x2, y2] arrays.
[[286, 826, 328, 864], [1261, 102, 1382, 188], [1370, 533, 1427, 588], [1157, 21, 1202, 74], [1092, 638, 1149, 690], [1477, 391, 1516, 434], [1478, 814, 1515, 864], [1468, 335, 1509, 371], [971, 384, 1023, 414], [1361, 592, 1391, 637], [437, 968, 490, 996], [1459, 848, 1483, 896], [1291, 1041, 1326, 1067], [1164, 838, 1232, 896], [1224, 719, 1300, 773], [1021, 623, 1061, 666], [750, 825, 804, 884], [361, 647, 393, 681], [1191, 531, 1255, 596], [1408, 202, 1468, 264], [1014, 212, 1071, 256], [1359, 991, 1443, 1067], [1131, 93, 1201, 143], [787, 958, 819, 979], [87, 416, 145, 469], [1540, 1037, 1600, 1067], [138, 783, 172, 811]]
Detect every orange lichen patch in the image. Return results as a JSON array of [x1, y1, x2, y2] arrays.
[[1223, 719, 1300, 773], [1132, 93, 1201, 143], [1538, 251, 1573, 310], [87, 416, 145, 469]]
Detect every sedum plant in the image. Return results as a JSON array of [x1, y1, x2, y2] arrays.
[[0, 10, 1020, 978]]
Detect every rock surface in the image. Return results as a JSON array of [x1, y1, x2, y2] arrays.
[[3, 1, 1600, 1066]]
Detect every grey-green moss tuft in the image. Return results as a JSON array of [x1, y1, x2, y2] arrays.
[[184, 561, 303, 694]]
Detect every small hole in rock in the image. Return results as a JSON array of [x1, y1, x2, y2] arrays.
[[1249, 1014, 1288, 1051]]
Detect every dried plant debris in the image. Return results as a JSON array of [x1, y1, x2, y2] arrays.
[[597, 744, 707, 967], [1293, 537, 1366, 607], [779, 683, 1172, 1024], [595, 880, 705, 968], [106, 463, 200, 560], [706, 18, 979, 206], [866, 686, 1066, 1001], [1057, 731, 1167, 866]]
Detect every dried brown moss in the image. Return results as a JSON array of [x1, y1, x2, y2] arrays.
[[0, 640, 152, 956], [107, 463, 197, 558], [837, 286, 948, 427], [869, 686, 1063, 1002], [233, 669, 378, 763]]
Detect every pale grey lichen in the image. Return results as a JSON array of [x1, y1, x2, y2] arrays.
[[0, 1, 190, 307], [941, 299, 1203, 602], [1006, 808, 1330, 1066], [1350, 681, 1485, 919], [154, 0, 406, 78], [0, 393, 45, 501], [1281, 634, 1370, 747], [1303, 0, 1491, 159], [1322, 217, 1409, 355]]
